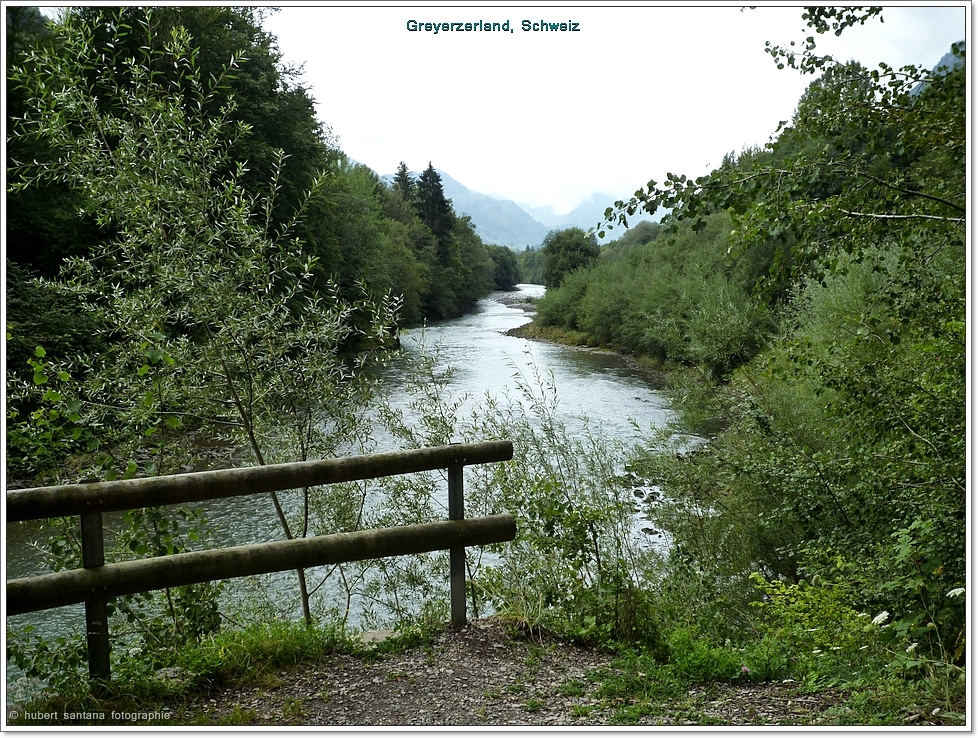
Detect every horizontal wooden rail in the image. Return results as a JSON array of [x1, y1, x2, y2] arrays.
[[6, 440, 517, 683], [6, 440, 513, 522], [7, 515, 516, 616]]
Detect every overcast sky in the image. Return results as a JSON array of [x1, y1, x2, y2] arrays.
[[264, 2, 965, 214]]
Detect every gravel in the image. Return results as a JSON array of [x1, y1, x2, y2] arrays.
[[182, 618, 848, 727]]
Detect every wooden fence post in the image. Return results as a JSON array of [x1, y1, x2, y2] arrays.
[[448, 462, 465, 627], [80, 511, 110, 686]]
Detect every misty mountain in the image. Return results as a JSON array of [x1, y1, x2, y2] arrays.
[[381, 166, 656, 249], [519, 192, 657, 243], [911, 40, 965, 96], [436, 171, 552, 249], [933, 40, 965, 73]]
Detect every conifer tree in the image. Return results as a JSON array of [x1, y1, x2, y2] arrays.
[[413, 162, 455, 253], [392, 161, 414, 201]]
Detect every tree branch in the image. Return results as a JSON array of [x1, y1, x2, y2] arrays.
[[855, 171, 965, 213], [839, 209, 965, 225]]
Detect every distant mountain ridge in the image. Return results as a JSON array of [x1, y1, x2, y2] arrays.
[[379, 167, 550, 249], [436, 171, 552, 249], [519, 192, 656, 239], [911, 40, 965, 96], [380, 167, 655, 249]]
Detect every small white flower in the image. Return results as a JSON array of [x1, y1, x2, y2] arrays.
[[872, 610, 890, 626], [906, 642, 918, 654], [812, 648, 822, 655], [947, 587, 965, 598]]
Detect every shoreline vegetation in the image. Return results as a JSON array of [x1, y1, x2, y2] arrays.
[[504, 317, 671, 388]]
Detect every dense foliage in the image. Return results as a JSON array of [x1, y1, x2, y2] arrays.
[[533, 6, 965, 708], [537, 212, 774, 376], [516, 245, 545, 285], [540, 227, 600, 289]]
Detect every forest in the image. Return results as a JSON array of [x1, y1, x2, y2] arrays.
[[4, 5, 966, 726], [5, 7, 521, 421]]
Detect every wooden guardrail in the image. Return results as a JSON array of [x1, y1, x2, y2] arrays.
[[5, 441, 516, 683]]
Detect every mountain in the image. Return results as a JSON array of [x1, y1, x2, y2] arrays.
[[911, 40, 965, 96], [381, 167, 656, 249], [933, 41, 965, 73], [518, 192, 657, 243], [381, 168, 551, 249], [437, 171, 552, 249]]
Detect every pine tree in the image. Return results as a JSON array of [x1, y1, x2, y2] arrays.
[[413, 162, 455, 252], [392, 161, 414, 201]]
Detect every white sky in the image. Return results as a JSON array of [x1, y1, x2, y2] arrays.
[[263, 2, 967, 214]]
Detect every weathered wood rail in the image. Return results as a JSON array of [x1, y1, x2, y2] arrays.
[[5, 440, 516, 683]]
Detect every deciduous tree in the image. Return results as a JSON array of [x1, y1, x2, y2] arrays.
[[541, 227, 599, 289]]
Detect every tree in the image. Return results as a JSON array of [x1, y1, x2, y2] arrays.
[[597, 11, 964, 289], [6, 7, 334, 274], [413, 162, 455, 254], [454, 214, 495, 309], [5, 6, 104, 277], [7, 9, 398, 627], [488, 245, 521, 290], [392, 161, 414, 201], [517, 246, 545, 285], [541, 227, 599, 289]]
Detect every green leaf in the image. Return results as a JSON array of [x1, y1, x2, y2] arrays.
[[34, 346, 46, 358]]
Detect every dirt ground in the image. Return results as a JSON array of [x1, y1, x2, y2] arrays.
[[181, 618, 849, 727]]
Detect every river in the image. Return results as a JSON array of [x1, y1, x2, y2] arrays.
[[5, 284, 673, 698]]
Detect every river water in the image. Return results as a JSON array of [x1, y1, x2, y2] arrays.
[[5, 284, 673, 696]]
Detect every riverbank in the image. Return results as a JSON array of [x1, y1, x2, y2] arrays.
[[505, 318, 670, 389]]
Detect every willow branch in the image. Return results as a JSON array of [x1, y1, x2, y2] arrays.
[[839, 209, 965, 225], [855, 171, 965, 213]]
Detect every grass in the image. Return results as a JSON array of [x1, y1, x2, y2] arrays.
[[6, 617, 441, 727], [557, 679, 586, 697], [506, 321, 597, 348], [571, 704, 594, 719]]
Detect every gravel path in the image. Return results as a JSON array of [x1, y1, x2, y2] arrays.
[[183, 618, 847, 727]]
